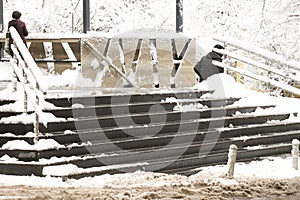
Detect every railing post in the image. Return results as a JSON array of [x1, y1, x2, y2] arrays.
[[23, 68, 28, 113], [34, 82, 40, 144], [0, 0, 3, 59], [292, 139, 299, 170], [227, 144, 238, 177], [12, 72, 17, 92]]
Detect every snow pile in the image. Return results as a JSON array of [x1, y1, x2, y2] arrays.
[[192, 74, 300, 121], [0, 112, 70, 125], [42, 69, 97, 88], [42, 162, 149, 177], [0, 155, 18, 162], [194, 74, 246, 98], [1, 139, 64, 151], [193, 156, 300, 180], [0, 99, 58, 112], [0, 156, 298, 188], [194, 74, 261, 98]]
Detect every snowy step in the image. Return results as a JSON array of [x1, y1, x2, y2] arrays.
[[0, 127, 298, 177], [0, 118, 295, 162], [44, 97, 242, 119], [77, 129, 300, 165], [156, 144, 293, 176], [1, 121, 298, 167], [37, 114, 296, 147], [0, 100, 15, 106], [0, 104, 280, 135], [47, 101, 177, 118], [0, 97, 241, 120], [45, 90, 213, 107], [0, 141, 292, 178], [46, 139, 296, 179]]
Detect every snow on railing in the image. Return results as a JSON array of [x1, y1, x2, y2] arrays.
[[83, 39, 138, 88], [214, 35, 300, 72], [213, 35, 300, 97], [213, 60, 300, 97], [9, 27, 48, 143], [9, 27, 47, 93]]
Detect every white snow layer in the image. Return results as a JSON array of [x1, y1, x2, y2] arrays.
[[1, 139, 64, 151]]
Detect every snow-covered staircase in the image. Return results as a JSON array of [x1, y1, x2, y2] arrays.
[[0, 90, 299, 178]]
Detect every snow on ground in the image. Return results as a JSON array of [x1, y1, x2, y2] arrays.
[[1, 1, 300, 196], [1, 139, 64, 151], [3, 0, 299, 60], [0, 156, 299, 188], [0, 62, 300, 190]]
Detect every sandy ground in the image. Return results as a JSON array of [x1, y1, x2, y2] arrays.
[[1, 175, 300, 200]]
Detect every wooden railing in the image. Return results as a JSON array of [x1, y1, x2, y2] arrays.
[[9, 27, 48, 143], [213, 36, 300, 97], [1, 33, 81, 74]]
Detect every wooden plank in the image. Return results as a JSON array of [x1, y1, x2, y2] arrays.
[[52, 42, 72, 73]]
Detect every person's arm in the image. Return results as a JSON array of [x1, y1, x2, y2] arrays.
[[22, 22, 29, 36]]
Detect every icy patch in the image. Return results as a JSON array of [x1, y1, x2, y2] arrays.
[[1, 139, 64, 150]]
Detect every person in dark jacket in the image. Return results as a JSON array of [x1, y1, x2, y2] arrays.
[[194, 44, 225, 82], [8, 11, 29, 56]]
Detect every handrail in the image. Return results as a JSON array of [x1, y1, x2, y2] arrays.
[[214, 35, 300, 72], [213, 48, 299, 83], [212, 35, 300, 97], [213, 60, 300, 97], [83, 39, 138, 88], [9, 27, 47, 143], [9, 27, 47, 94]]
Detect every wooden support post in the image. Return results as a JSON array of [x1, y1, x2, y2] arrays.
[[292, 139, 299, 170], [227, 144, 238, 177], [84, 39, 137, 88], [131, 39, 143, 73], [118, 39, 128, 86], [149, 39, 159, 88], [170, 38, 191, 88]]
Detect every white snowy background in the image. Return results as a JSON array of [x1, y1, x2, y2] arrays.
[[0, 0, 300, 191], [2, 0, 300, 58]]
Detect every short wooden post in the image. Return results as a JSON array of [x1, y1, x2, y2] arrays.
[[292, 139, 299, 170], [227, 144, 238, 177]]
